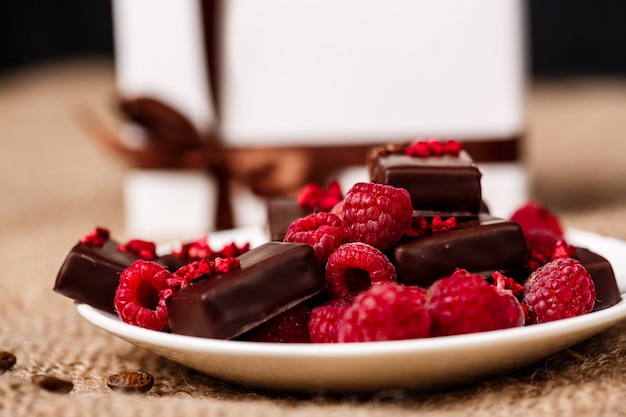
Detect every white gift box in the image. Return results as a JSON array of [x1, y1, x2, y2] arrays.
[[112, 0, 527, 236], [113, 0, 525, 145]]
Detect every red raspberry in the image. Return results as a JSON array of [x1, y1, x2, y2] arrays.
[[342, 182, 412, 250], [523, 258, 596, 324], [114, 260, 173, 331], [308, 298, 353, 343], [427, 269, 525, 337], [296, 180, 343, 212], [247, 303, 312, 343], [284, 212, 346, 264], [511, 201, 564, 238], [337, 283, 430, 342], [325, 242, 397, 299]]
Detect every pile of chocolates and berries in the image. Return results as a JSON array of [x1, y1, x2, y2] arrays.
[[54, 139, 621, 343]]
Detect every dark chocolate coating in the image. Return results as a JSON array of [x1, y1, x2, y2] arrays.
[[575, 247, 621, 311], [393, 215, 529, 287], [54, 240, 140, 314], [166, 242, 325, 339], [370, 151, 482, 216], [266, 197, 314, 241]]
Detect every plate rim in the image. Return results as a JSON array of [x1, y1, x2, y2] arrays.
[[77, 294, 626, 358]]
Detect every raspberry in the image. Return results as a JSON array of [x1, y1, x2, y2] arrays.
[[114, 260, 173, 331], [342, 182, 412, 250], [325, 242, 397, 299], [523, 258, 596, 324], [511, 201, 564, 238], [297, 180, 343, 212], [284, 212, 347, 264], [427, 269, 525, 337], [337, 283, 430, 342], [308, 298, 353, 343], [247, 303, 312, 343]]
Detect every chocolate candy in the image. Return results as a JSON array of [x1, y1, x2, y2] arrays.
[[167, 242, 325, 339], [369, 150, 482, 217], [575, 247, 621, 311], [393, 215, 529, 287], [54, 239, 141, 314], [266, 197, 314, 241]]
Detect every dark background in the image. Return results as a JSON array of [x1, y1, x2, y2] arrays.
[[1, 0, 626, 78]]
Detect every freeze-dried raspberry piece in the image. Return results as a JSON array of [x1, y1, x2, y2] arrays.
[[443, 139, 463, 156], [214, 256, 241, 273], [284, 212, 346, 264], [325, 242, 397, 299], [173, 235, 213, 260], [338, 283, 430, 342], [525, 229, 576, 271], [342, 182, 412, 250], [406, 215, 429, 237], [430, 216, 457, 233], [215, 242, 250, 258], [117, 239, 157, 260], [405, 138, 463, 158], [511, 201, 564, 238], [168, 258, 215, 290], [405, 140, 431, 157], [523, 258, 596, 324], [172, 235, 249, 261], [427, 269, 525, 337], [247, 303, 312, 343], [80, 227, 110, 246], [114, 260, 173, 331], [309, 297, 353, 343]]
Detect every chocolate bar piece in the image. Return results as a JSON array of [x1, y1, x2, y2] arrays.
[[393, 215, 529, 287], [266, 197, 314, 241], [575, 248, 621, 311], [54, 239, 141, 314], [167, 242, 325, 339], [369, 150, 482, 216]]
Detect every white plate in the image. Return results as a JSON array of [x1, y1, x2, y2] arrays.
[[77, 228, 626, 393]]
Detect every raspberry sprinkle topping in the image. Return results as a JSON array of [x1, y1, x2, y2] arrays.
[[405, 138, 463, 158], [523, 258, 596, 324], [80, 227, 110, 246], [342, 182, 412, 250], [117, 239, 157, 260], [114, 260, 173, 331], [325, 242, 397, 299]]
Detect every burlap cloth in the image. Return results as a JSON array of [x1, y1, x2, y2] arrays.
[[2, 60, 626, 416]]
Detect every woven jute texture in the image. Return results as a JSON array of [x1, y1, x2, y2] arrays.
[[2, 60, 626, 417]]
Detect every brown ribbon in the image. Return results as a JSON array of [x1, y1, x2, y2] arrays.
[[82, 95, 521, 231]]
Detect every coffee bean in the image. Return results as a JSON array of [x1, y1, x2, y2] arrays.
[[0, 351, 16, 373], [106, 371, 154, 393], [32, 375, 74, 394]]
